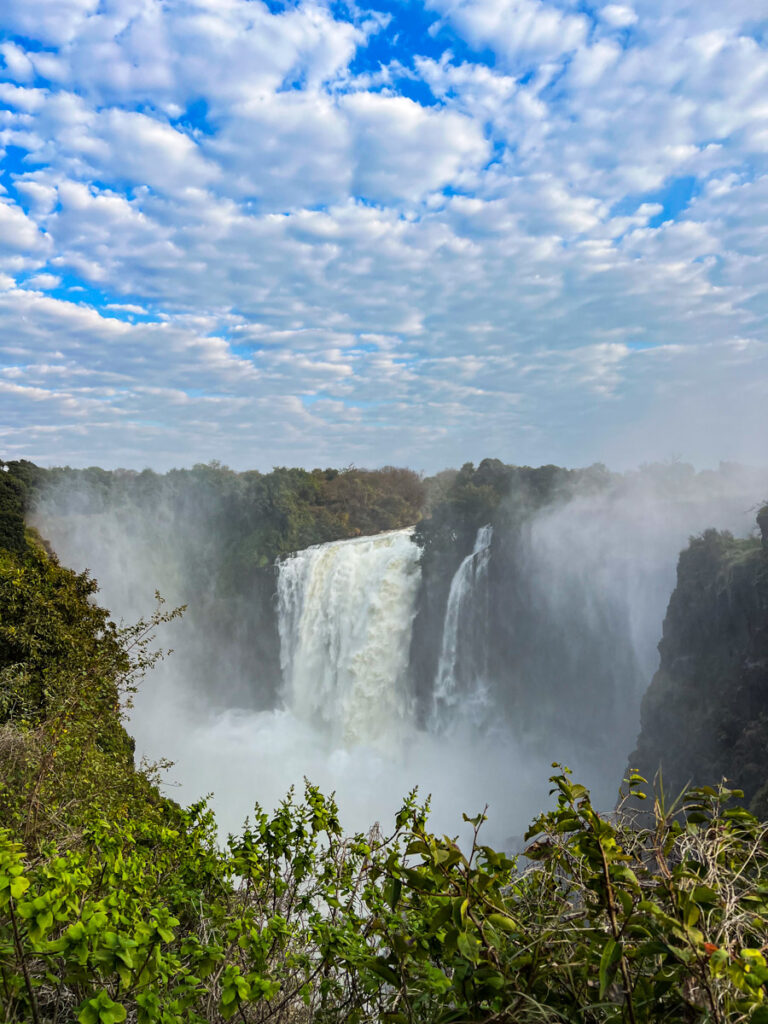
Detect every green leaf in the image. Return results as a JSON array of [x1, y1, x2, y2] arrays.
[[555, 816, 581, 833], [686, 812, 709, 824], [36, 909, 54, 932], [616, 889, 634, 917], [384, 878, 402, 910], [9, 876, 29, 899], [692, 885, 718, 905], [599, 938, 622, 998], [487, 913, 517, 933], [220, 1000, 238, 1021], [367, 958, 400, 987], [613, 866, 640, 889], [78, 993, 127, 1024], [100, 1005, 127, 1024], [430, 902, 452, 932], [456, 930, 480, 963], [685, 902, 700, 927]]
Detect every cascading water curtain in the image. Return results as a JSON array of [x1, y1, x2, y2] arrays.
[[277, 529, 422, 750]]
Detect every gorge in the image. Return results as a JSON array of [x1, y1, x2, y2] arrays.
[[21, 457, 768, 842]]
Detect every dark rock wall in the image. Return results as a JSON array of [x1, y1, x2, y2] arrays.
[[629, 510, 768, 809]]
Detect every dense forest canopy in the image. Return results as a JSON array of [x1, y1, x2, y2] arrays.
[[12, 454, 760, 566], [31, 461, 426, 569]]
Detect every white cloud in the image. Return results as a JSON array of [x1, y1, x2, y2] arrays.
[[22, 0, 366, 106], [568, 42, 622, 88], [208, 92, 351, 208], [0, 199, 48, 254], [0, 0, 98, 46], [13, 179, 58, 215], [25, 273, 61, 290], [0, 0, 765, 469], [97, 109, 217, 192], [426, 0, 589, 65], [600, 5, 638, 29], [105, 302, 148, 315], [342, 92, 488, 202], [0, 83, 48, 112], [0, 41, 35, 82]]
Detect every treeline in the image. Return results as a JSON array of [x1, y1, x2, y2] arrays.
[[3, 462, 768, 1021], [415, 456, 758, 558], [22, 455, 620, 715], [32, 461, 426, 570], [416, 458, 611, 556]]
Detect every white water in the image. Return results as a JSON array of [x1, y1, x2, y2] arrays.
[[277, 529, 421, 749], [431, 525, 493, 730]]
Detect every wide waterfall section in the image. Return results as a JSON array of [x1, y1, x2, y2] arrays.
[[277, 528, 422, 749], [431, 525, 493, 731]]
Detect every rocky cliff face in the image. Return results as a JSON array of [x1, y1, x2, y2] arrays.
[[630, 508, 768, 811]]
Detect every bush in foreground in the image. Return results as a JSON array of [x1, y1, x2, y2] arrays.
[[2, 770, 768, 1023]]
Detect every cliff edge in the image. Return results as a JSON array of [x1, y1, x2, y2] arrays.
[[630, 506, 768, 812]]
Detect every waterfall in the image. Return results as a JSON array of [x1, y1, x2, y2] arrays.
[[277, 528, 421, 749], [431, 525, 493, 730]]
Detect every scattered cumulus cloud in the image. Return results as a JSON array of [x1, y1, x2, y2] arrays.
[[426, 0, 589, 66], [600, 5, 638, 29], [0, 0, 766, 470]]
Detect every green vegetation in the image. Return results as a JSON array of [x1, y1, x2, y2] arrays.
[[414, 458, 605, 558], [0, 483, 182, 847], [0, 460, 44, 554], [34, 461, 426, 571], [2, 461, 768, 1022], [5, 747, 768, 1022]]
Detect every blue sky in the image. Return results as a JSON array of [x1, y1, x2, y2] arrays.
[[0, 0, 766, 471]]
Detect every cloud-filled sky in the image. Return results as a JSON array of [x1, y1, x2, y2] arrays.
[[0, 0, 766, 471]]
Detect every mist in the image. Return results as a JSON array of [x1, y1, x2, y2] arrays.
[[501, 464, 768, 807], [31, 461, 768, 845]]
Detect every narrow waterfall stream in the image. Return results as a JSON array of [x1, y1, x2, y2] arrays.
[[431, 525, 493, 730]]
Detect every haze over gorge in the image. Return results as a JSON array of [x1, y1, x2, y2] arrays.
[[29, 458, 768, 843]]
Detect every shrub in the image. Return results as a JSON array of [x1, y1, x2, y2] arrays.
[[3, 770, 768, 1023]]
